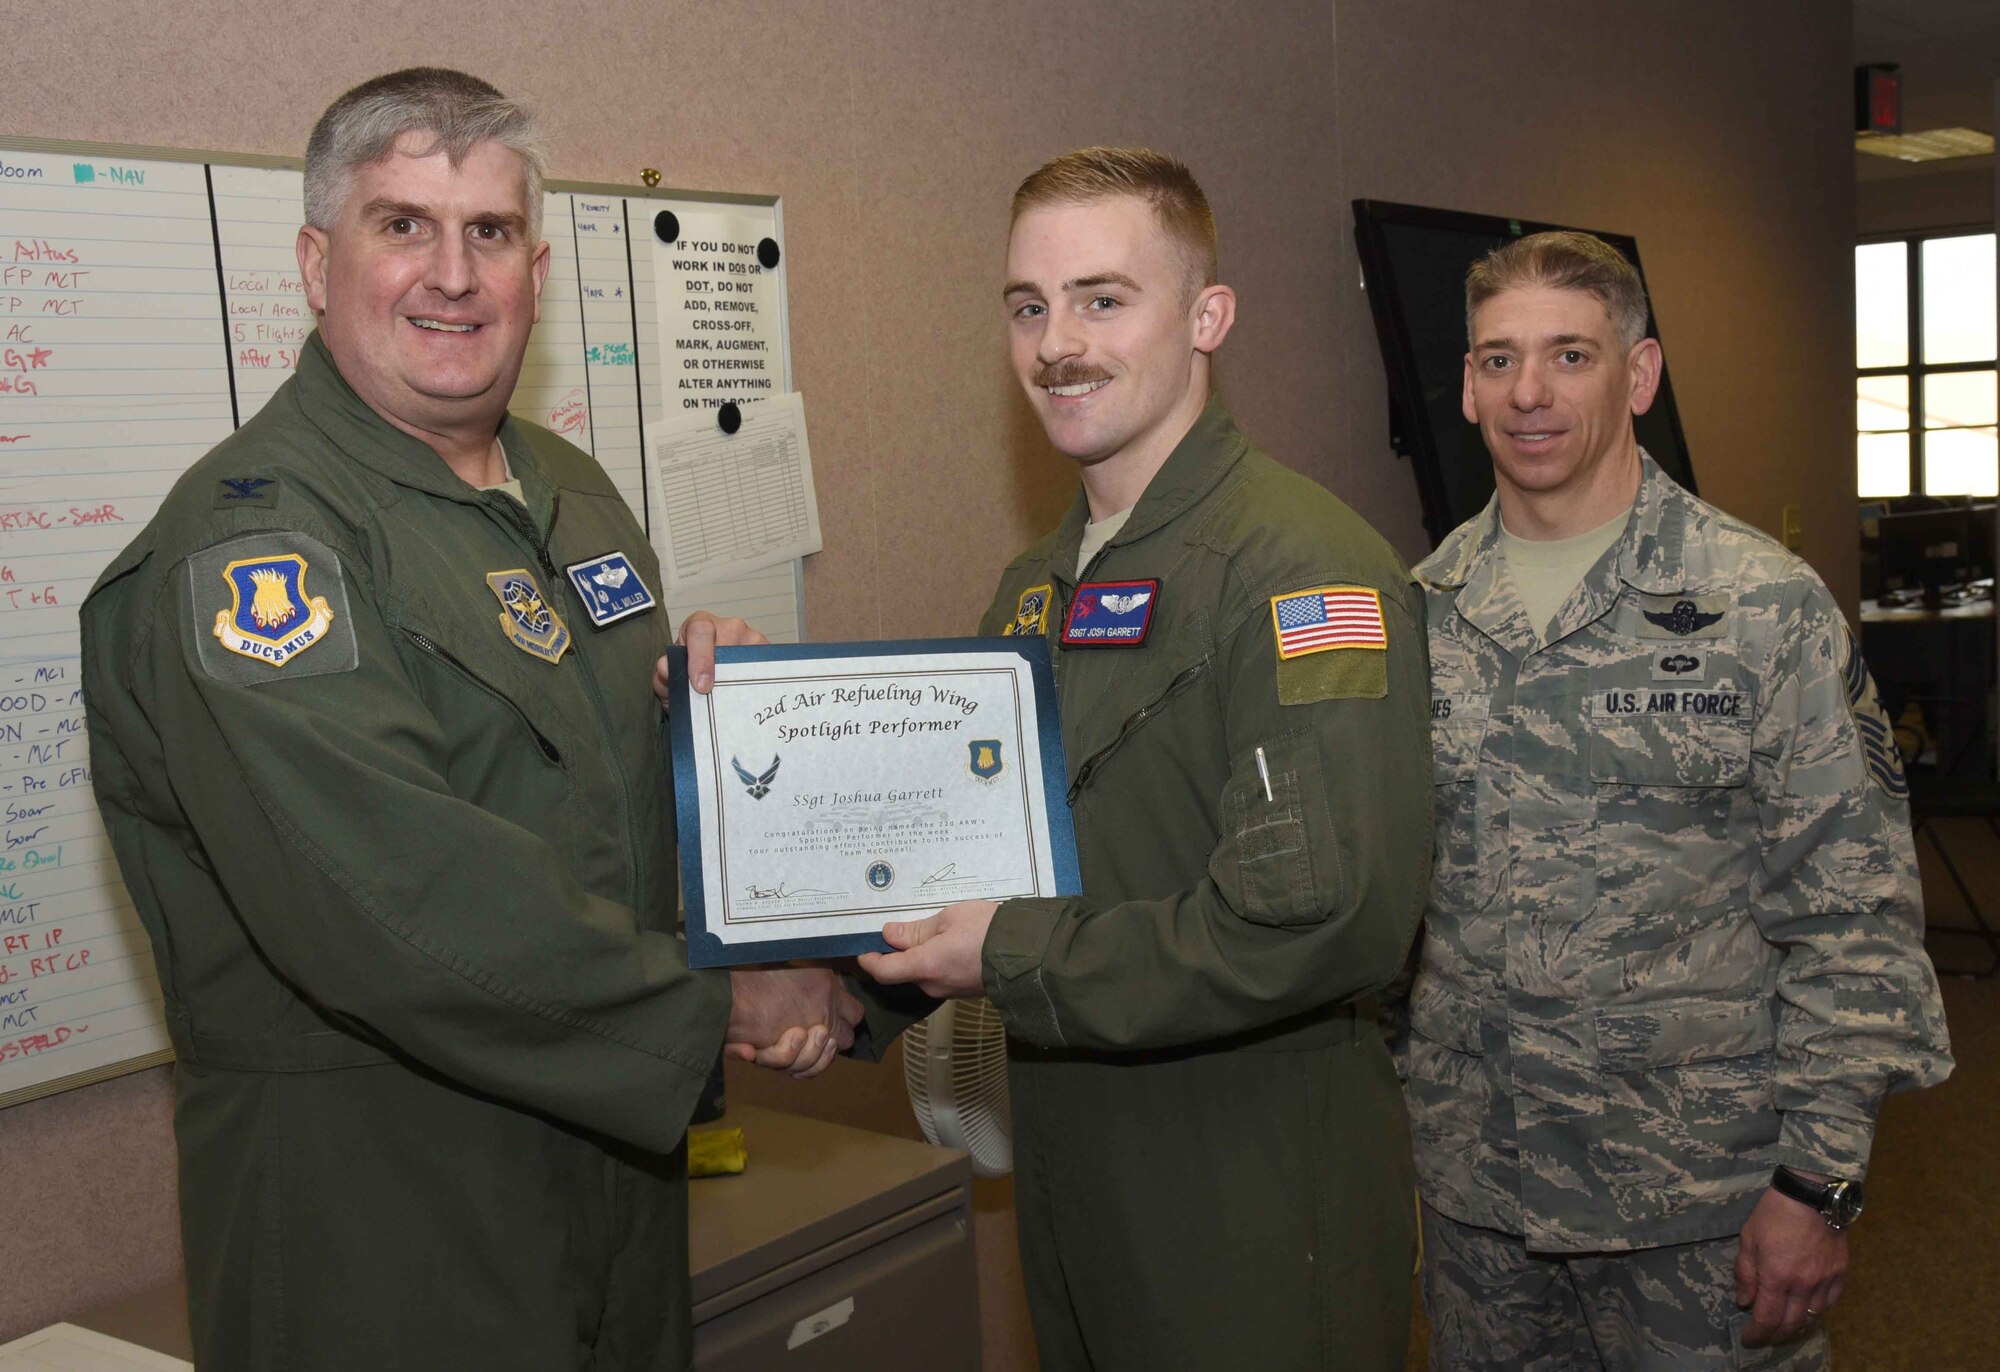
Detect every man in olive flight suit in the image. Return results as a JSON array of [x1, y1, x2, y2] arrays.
[[859, 148, 1431, 1371], [80, 70, 856, 1371], [1404, 231, 1951, 1369]]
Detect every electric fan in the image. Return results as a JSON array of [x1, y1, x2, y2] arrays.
[[903, 997, 1013, 1177]]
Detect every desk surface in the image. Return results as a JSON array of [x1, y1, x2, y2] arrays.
[[1861, 596, 1997, 625], [74, 1104, 969, 1361]]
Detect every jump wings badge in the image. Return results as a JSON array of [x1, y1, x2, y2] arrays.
[[212, 553, 336, 668], [968, 739, 1004, 780], [485, 569, 571, 664]]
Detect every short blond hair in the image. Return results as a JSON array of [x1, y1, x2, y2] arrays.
[[1465, 230, 1650, 351], [1012, 146, 1217, 307]]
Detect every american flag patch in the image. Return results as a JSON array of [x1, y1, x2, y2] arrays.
[[1270, 586, 1387, 659]]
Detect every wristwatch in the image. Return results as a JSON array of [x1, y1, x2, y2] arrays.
[[1770, 1166, 1864, 1231]]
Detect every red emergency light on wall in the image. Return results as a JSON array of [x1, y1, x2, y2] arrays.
[[1856, 64, 1901, 136]]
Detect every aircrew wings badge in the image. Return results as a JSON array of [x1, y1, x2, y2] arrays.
[[213, 553, 336, 667], [486, 569, 572, 664]]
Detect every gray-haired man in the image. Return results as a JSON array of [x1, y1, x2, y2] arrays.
[[82, 69, 857, 1370], [1402, 230, 1952, 1369]]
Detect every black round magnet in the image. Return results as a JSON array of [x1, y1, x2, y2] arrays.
[[654, 211, 680, 244], [718, 402, 742, 435], [757, 237, 781, 269]]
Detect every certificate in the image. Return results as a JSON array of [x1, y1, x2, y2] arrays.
[[668, 638, 1079, 967]]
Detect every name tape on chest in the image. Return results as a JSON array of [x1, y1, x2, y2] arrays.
[[485, 569, 572, 664], [1061, 579, 1158, 647], [1593, 688, 1750, 719], [564, 550, 657, 628], [188, 532, 359, 684], [1430, 692, 1490, 723], [1008, 584, 1052, 637]]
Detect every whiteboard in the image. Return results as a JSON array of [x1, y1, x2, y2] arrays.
[[0, 137, 803, 1106]]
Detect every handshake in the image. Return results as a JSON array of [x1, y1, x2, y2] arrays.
[[724, 966, 866, 1080]]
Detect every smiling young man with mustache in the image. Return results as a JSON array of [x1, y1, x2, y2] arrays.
[[1403, 231, 1951, 1370], [858, 147, 1432, 1371]]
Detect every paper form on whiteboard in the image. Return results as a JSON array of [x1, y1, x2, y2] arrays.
[[661, 561, 803, 646], [644, 392, 821, 590], [0, 1323, 191, 1370]]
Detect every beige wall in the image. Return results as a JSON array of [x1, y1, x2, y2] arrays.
[[0, 0, 1856, 1358], [1858, 165, 1993, 236]]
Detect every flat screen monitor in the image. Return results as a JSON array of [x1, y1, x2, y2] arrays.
[[1352, 199, 1697, 547]]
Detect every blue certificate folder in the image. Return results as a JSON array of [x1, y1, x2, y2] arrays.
[[667, 636, 1079, 969]]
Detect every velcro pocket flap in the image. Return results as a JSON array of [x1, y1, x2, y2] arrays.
[[1589, 715, 1752, 788], [1594, 995, 1774, 1072], [1213, 730, 1331, 928]]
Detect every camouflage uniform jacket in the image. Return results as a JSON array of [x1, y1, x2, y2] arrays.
[[1404, 455, 1951, 1252]]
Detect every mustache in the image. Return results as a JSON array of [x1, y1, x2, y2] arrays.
[[1032, 362, 1112, 389]]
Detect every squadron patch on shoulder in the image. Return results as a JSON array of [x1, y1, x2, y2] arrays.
[[486, 569, 572, 664], [1842, 629, 1908, 799], [564, 550, 657, 628], [1271, 585, 1388, 705], [1008, 585, 1052, 637], [188, 532, 358, 684]]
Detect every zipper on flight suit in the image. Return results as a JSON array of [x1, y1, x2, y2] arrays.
[[404, 630, 564, 766], [1066, 659, 1209, 803], [484, 492, 642, 907]]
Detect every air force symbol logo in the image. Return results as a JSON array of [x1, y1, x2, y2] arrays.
[[485, 569, 571, 664], [968, 739, 1004, 780], [212, 553, 335, 668], [733, 754, 780, 799], [565, 550, 657, 628]]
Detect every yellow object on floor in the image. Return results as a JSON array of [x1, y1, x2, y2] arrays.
[[689, 1127, 748, 1177]]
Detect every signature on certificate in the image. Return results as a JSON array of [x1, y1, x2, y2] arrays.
[[743, 882, 837, 900], [921, 863, 983, 887]]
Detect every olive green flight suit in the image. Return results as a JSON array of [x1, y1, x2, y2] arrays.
[[863, 403, 1432, 1371], [81, 333, 731, 1372]]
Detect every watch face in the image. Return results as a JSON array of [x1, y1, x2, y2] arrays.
[[1827, 1181, 1864, 1229]]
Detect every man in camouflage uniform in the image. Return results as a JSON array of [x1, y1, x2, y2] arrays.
[[1404, 231, 1951, 1369]]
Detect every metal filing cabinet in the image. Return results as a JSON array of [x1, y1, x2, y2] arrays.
[[691, 1105, 980, 1371], [72, 1105, 981, 1371]]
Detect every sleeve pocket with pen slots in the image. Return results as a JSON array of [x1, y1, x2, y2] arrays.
[[1210, 730, 1335, 928]]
